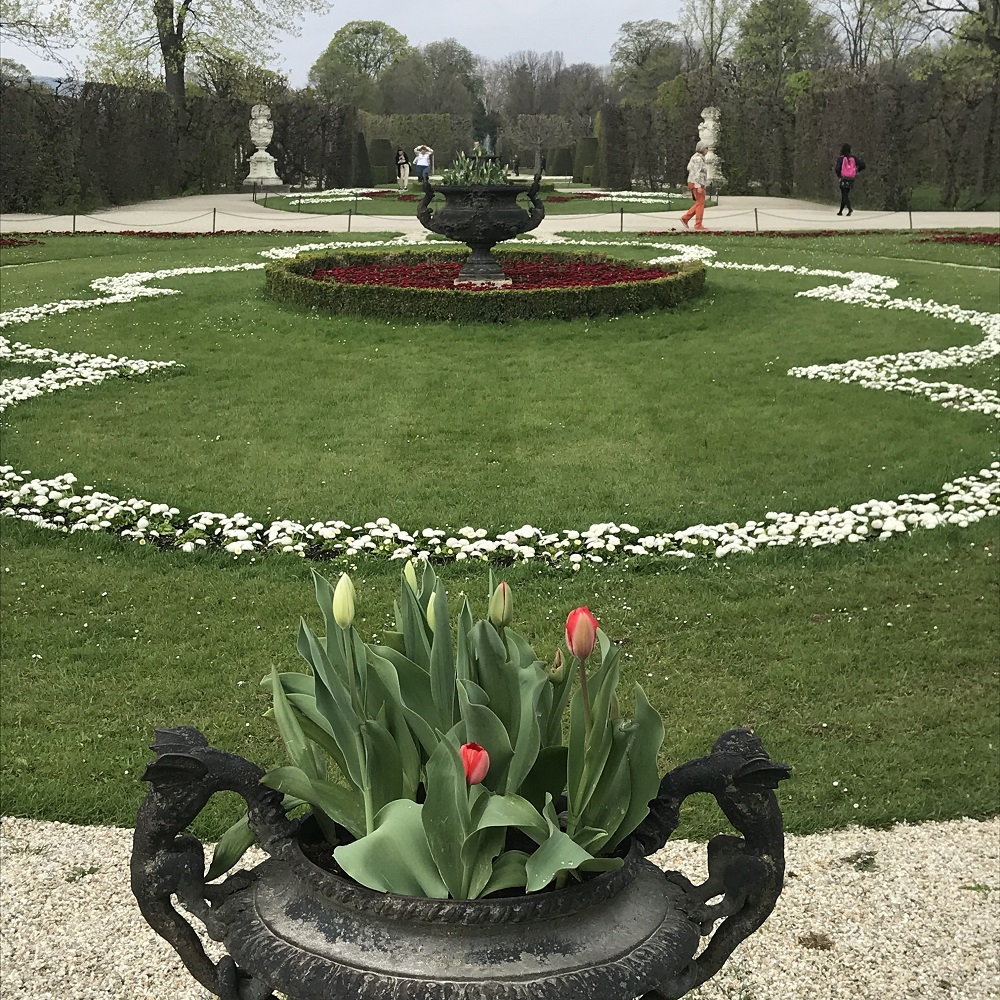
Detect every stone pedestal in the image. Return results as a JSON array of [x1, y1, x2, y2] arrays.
[[244, 150, 283, 188], [243, 104, 282, 188]]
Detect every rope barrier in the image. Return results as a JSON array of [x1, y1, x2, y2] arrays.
[[215, 209, 334, 222], [80, 212, 215, 227]]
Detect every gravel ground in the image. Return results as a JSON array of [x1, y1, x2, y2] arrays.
[[1, 815, 996, 1000]]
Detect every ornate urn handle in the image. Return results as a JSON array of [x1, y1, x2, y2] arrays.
[[130, 726, 294, 1000], [633, 728, 792, 1000], [525, 172, 546, 228]]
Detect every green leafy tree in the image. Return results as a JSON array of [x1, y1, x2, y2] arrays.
[[0, 56, 32, 83], [611, 19, 685, 101], [0, 0, 71, 59], [190, 51, 288, 102], [79, 0, 330, 107], [311, 20, 409, 83], [734, 0, 840, 97]]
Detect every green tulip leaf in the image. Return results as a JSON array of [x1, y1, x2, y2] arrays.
[[421, 739, 471, 899], [457, 680, 513, 790], [270, 666, 322, 781], [575, 856, 625, 874], [361, 719, 404, 816], [397, 578, 432, 671], [518, 746, 568, 813], [480, 850, 530, 897], [260, 766, 366, 839], [473, 792, 547, 843], [205, 812, 254, 882], [429, 583, 457, 728], [334, 800, 448, 898], [259, 670, 316, 698], [608, 684, 665, 849], [525, 827, 596, 892]]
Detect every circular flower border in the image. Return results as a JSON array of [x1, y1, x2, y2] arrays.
[[264, 247, 706, 323], [1, 235, 997, 567]]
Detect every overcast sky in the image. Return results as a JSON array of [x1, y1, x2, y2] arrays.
[[4, 0, 684, 84]]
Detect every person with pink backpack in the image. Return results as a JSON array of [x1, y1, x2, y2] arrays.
[[835, 143, 866, 216]]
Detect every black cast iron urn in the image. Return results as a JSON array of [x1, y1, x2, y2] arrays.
[[131, 726, 790, 1000], [416, 174, 546, 285]]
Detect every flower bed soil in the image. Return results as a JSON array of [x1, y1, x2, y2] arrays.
[[265, 248, 705, 323]]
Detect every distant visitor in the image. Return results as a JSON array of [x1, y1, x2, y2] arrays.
[[681, 142, 709, 231], [835, 143, 866, 217], [414, 145, 434, 183]]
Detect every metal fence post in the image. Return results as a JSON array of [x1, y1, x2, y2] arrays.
[[908, 210, 913, 230], [348, 209, 352, 233], [212, 208, 217, 233], [72, 214, 76, 234], [620, 208, 624, 232], [754, 208, 759, 232]]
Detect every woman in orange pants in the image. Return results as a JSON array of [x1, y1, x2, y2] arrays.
[[681, 141, 709, 231]]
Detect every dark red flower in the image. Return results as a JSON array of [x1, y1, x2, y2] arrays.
[[310, 256, 674, 291]]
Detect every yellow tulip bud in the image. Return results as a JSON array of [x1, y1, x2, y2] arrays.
[[403, 559, 419, 594], [487, 580, 513, 629], [427, 595, 437, 633], [333, 573, 356, 629]]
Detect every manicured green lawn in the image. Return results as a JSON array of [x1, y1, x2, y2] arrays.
[[1, 229, 997, 843]]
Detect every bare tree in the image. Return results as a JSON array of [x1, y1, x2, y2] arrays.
[[679, 0, 746, 76], [502, 113, 574, 172], [823, 0, 880, 72], [905, 0, 1000, 53]]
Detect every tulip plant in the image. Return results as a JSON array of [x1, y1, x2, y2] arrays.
[[210, 562, 664, 899]]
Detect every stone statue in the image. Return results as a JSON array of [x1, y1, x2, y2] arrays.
[[698, 107, 725, 189], [243, 103, 283, 188]]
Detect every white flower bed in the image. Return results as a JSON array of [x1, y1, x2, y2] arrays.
[[1, 236, 997, 566], [2, 465, 996, 565]]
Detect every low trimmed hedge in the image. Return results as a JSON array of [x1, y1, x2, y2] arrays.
[[264, 248, 706, 324]]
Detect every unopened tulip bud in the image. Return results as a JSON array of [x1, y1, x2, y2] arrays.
[[565, 606, 599, 660], [460, 742, 490, 784], [488, 580, 513, 629], [333, 573, 356, 629], [548, 648, 566, 684], [403, 559, 419, 594], [427, 595, 437, 633]]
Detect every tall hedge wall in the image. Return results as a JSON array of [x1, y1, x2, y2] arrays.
[[0, 83, 366, 212]]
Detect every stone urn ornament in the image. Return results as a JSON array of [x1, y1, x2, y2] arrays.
[[698, 107, 725, 191], [244, 103, 283, 188], [416, 154, 545, 285], [131, 567, 791, 1000]]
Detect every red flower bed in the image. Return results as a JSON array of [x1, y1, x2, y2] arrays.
[[311, 256, 674, 291], [546, 193, 606, 203], [0, 237, 44, 248], [911, 232, 1000, 245]]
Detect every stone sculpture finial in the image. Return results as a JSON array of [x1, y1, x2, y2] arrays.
[[699, 107, 725, 189]]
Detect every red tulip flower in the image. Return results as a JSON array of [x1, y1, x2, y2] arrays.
[[460, 742, 490, 785], [565, 606, 599, 660]]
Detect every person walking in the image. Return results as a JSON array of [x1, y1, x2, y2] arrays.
[[680, 141, 710, 231], [395, 147, 410, 191], [413, 144, 434, 183], [835, 143, 866, 216]]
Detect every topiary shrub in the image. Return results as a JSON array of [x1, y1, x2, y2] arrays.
[[368, 137, 396, 182], [573, 137, 599, 183], [264, 247, 705, 324]]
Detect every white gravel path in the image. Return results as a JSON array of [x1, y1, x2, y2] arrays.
[[1, 815, 996, 1000]]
